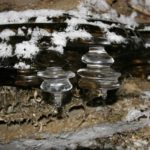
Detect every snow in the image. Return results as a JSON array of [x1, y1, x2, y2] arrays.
[[66, 17, 88, 26], [0, 9, 64, 24], [14, 62, 30, 69], [51, 32, 67, 47], [0, 29, 15, 40], [35, 16, 49, 23], [15, 41, 39, 58], [31, 27, 51, 40], [0, 43, 12, 57], [17, 28, 25, 36], [145, 43, 150, 48], [142, 26, 150, 31], [67, 29, 92, 41], [50, 29, 92, 53], [106, 31, 125, 43], [0, 0, 140, 69]]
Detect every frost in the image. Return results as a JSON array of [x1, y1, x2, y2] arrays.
[[15, 41, 39, 58], [106, 31, 125, 43], [14, 62, 30, 69], [0, 43, 12, 57]]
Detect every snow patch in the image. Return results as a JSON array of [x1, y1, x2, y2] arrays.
[[14, 62, 30, 69], [67, 29, 92, 41], [15, 41, 39, 58], [106, 31, 125, 43], [0, 9, 64, 24], [142, 26, 150, 31], [17, 28, 25, 36], [145, 43, 150, 48], [0, 43, 12, 57], [0, 29, 16, 40]]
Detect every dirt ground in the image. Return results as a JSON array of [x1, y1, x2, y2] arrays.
[[0, 0, 80, 11], [0, 78, 149, 147]]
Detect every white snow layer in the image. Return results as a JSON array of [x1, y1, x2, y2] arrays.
[[0, 43, 12, 57], [0, 29, 15, 40], [14, 62, 31, 69], [106, 31, 125, 43], [0, 9, 64, 24], [145, 43, 150, 48], [0, 0, 139, 68], [15, 41, 39, 58], [143, 26, 150, 31]]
